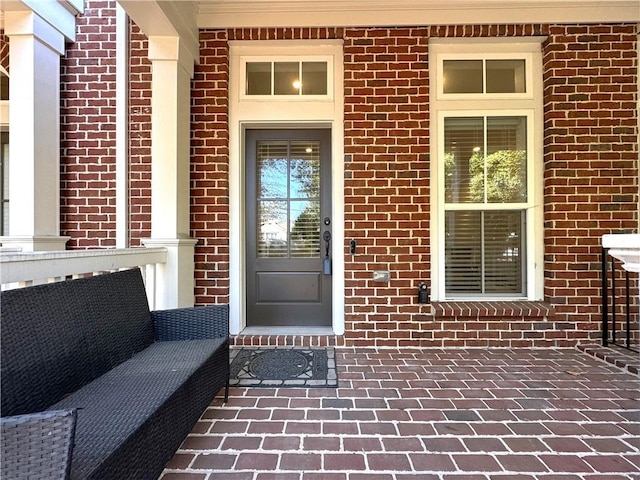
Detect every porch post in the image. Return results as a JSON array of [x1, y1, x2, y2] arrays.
[[142, 36, 197, 309], [1, 10, 71, 252]]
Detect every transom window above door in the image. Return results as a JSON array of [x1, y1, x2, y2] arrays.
[[241, 56, 333, 99], [246, 61, 328, 95]]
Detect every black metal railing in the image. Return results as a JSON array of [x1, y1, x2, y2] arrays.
[[601, 247, 639, 352]]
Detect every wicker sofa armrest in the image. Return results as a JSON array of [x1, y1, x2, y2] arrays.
[[1, 409, 77, 480], [152, 305, 229, 341]]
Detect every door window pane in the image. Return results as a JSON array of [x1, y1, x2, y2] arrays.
[[257, 142, 288, 198], [289, 142, 320, 258], [487, 59, 526, 93], [258, 201, 288, 257], [274, 62, 299, 95], [256, 140, 321, 259], [246, 62, 271, 95], [290, 142, 320, 198], [290, 200, 320, 257], [443, 60, 483, 93]]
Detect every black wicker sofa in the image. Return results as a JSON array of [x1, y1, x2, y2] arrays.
[[1, 267, 229, 480]]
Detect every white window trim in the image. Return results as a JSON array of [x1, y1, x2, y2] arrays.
[[429, 37, 546, 302]]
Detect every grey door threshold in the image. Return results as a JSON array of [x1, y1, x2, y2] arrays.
[[240, 326, 335, 336]]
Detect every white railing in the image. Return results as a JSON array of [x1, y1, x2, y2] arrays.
[[0, 247, 168, 309], [602, 234, 640, 273]]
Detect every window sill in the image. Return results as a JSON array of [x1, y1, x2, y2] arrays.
[[431, 300, 553, 319]]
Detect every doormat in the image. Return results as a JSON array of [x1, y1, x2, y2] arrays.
[[229, 347, 338, 388]]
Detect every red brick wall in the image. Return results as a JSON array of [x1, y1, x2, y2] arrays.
[[55, 8, 637, 347], [219, 25, 637, 347], [543, 24, 639, 344], [129, 23, 152, 246], [192, 31, 230, 305], [342, 27, 430, 347], [340, 24, 606, 348], [60, 1, 150, 249], [228, 28, 343, 41], [60, 0, 118, 248]]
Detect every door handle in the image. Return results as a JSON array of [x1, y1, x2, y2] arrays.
[[322, 231, 332, 275], [323, 231, 331, 254]]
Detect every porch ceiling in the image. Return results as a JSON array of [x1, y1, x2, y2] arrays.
[[195, 0, 640, 28], [115, 0, 640, 32], [2, 1, 639, 36]]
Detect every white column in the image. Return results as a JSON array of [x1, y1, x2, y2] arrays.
[[143, 36, 197, 309], [115, 4, 129, 248], [2, 10, 68, 252]]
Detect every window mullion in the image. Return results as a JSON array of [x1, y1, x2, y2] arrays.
[[483, 116, 488, 205], [270, 62, 275, 95], [482, 59, 487, 94]]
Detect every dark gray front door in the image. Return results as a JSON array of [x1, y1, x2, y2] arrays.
[[246, 129, 332, 327]]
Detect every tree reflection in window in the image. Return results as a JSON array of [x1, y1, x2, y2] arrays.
[[257, 141, 320, 258]]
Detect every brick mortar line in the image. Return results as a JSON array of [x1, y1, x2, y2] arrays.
[[165, 450, 640, 475], [205, 405, 638, 417], [182, 428, 640, 441], [178, 429, 638, 453], [176, 442, 639, 455], [204, 412, 639, 420]]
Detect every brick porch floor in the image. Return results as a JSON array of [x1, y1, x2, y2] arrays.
[[159, 348, 639, 480]]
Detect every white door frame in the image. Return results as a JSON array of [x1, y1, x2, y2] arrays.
[[228, 40, 345, 336]]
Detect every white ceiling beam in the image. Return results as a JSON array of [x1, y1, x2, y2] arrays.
[[118, 0, 200, 64], [0, 0, 82, 41]]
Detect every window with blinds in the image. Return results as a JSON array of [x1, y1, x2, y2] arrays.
[[430, 39, 544, 300], [443, 115, 528, 295]]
